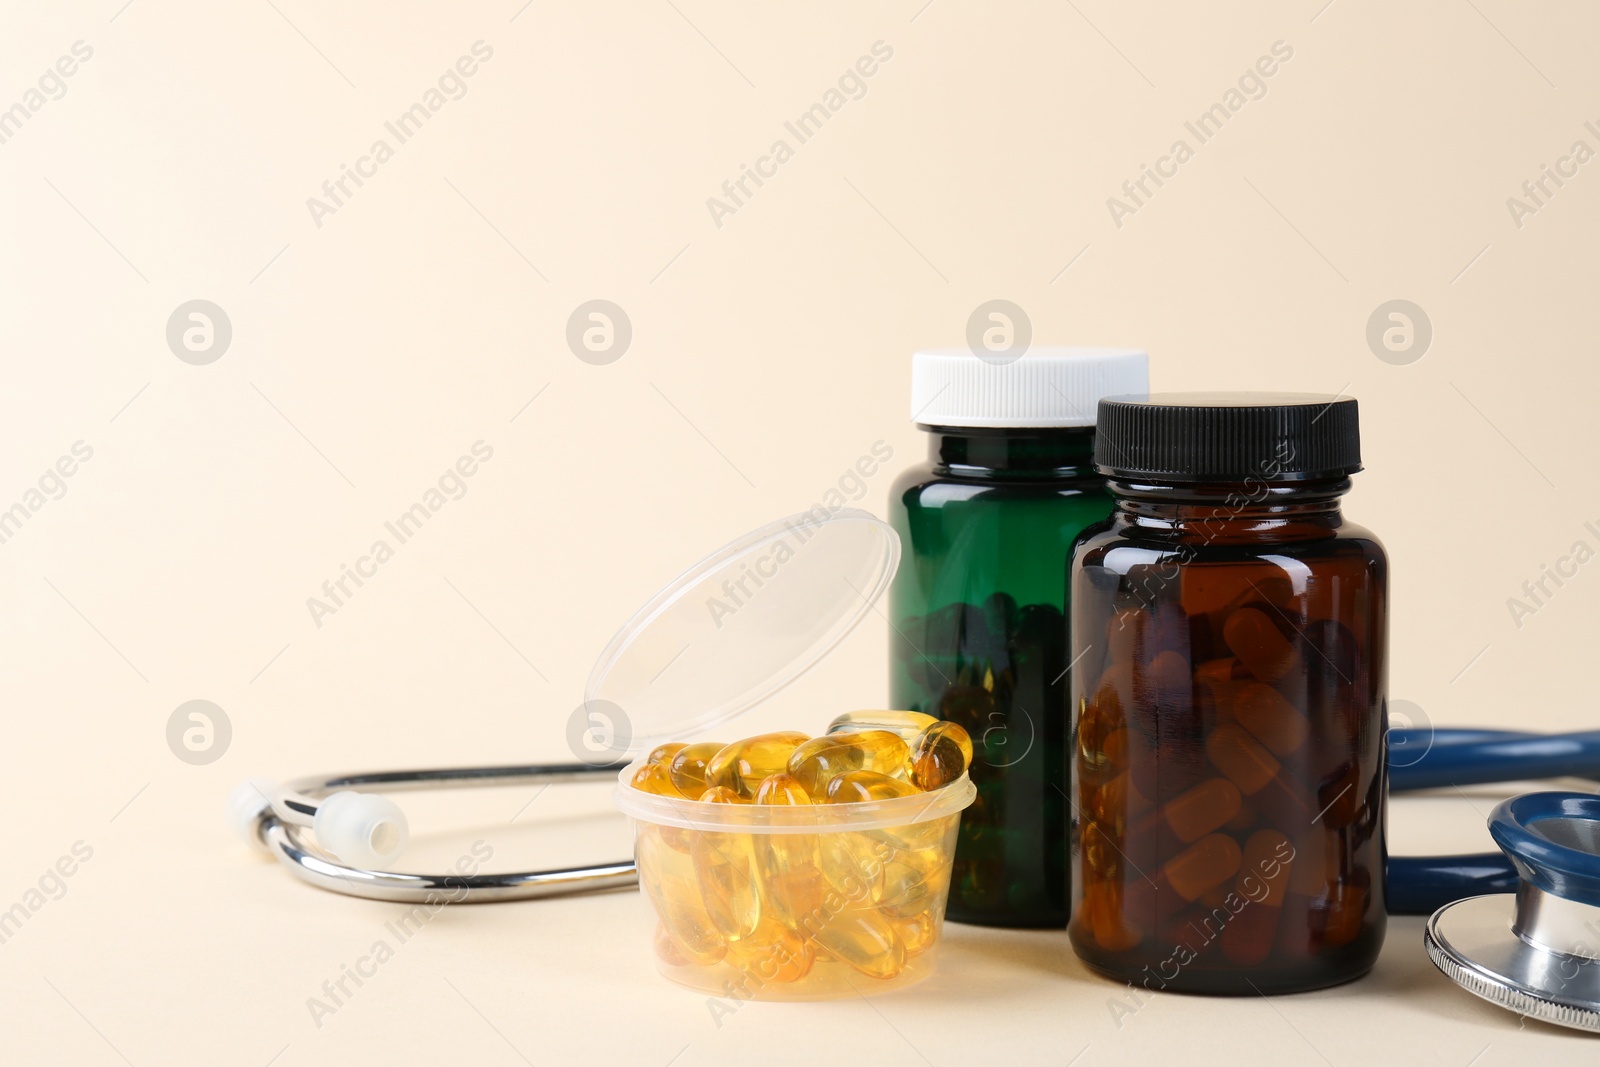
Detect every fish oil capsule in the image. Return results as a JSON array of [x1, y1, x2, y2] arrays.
[[668, 741, 726, 797], [876, 851, 947, 921], [891, 909, 936, 957], [726, 916, 815, 984], [690, 787, 762, 938], [864, 812, 956, 857], [629, 763, 694, 851], [828, 710, 938, 742], [646, 742, 688, 768], [753, 772, 812, 806], [705, 731, 810, 799], [653, 922, 690, 967], [908, 721, 974, 790], [813, 907, 906, 980], [1080, 879, 1143, 951], [819, 831, 890, 903], [629, 761, 688, 799], [825, 770, 921, 803], [1231, 682, 1310, 756], [750, 774, 828, 930], [1223, 607, 1300, 683], [788, 730, 911, 796], [1088, 771, 1152, 830], [1163, 833, 1242, 901], [637, 831, 726, 966], [1077, 698, 1121, 777]]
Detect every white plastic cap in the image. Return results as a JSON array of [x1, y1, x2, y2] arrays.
[[313, 791, 410, 871], [228, 778, 279, 848], [910, 347, 1149, 428]]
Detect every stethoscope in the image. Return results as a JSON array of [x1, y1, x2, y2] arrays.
[[234, 724, 1600, 1031]]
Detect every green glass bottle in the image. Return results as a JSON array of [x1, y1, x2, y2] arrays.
[[888, 348, 1148, 927]]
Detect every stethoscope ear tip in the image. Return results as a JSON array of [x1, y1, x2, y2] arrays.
[[228, 778, 280, 849], [313, 791, 411, 871]]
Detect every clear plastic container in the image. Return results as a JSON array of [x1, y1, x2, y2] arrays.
[[602, 509, 976, 999], [616, 765, 973, 998]]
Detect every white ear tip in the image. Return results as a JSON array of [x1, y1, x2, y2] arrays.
[[313, 791, 409, 870], [228, 778, 279, 847]]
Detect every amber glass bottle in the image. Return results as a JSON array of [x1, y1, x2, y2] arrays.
[[1068, 393, 1387, 994]]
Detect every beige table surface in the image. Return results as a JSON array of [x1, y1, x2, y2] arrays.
[[4, 0, 1600, 1062]]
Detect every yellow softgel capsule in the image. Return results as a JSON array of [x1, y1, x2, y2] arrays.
[[908, 721, 974, 791], [751, 774, 828, 930], [726, 916, 815, 984], [819, 831, 890, 903], [827, 710, 938, 742], [668, 741, 725, 797], [890, 909, 936, 958], [653, 922, 690, 967], [629, 761, 687, 799], [812, 907, 907, 980], [705, 731, 811, 799], [788, 730, 911, 795], [753, 773, 813, 806], [629, 763, 694, 851], [877, 857, 935, 919], [637, 830, 726, 966], [825, 770, 920, 804], [690, 787, 763, 938], [646, 742, 688, 768]]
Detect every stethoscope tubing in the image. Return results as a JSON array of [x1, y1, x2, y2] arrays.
[[247, 729, 1598, 912], [1386, 727, 1600, 914], [1389, 727, 1600, 792], [254, 761, 640, 904]]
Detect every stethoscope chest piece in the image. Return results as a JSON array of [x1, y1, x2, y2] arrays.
[[1426, 792, 1600, 1033]]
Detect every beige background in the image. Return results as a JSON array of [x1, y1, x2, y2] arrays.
[[2, 0, 1598, 1062]]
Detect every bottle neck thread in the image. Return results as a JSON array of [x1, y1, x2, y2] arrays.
[[925, 427, 1097, 479], [1108, 477, 1350, 543]]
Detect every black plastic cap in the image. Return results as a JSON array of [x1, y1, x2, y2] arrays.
[[1094, 392, 1362, 483]]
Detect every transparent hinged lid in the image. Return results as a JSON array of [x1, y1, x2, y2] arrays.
[[584, 508, 899, 757]]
